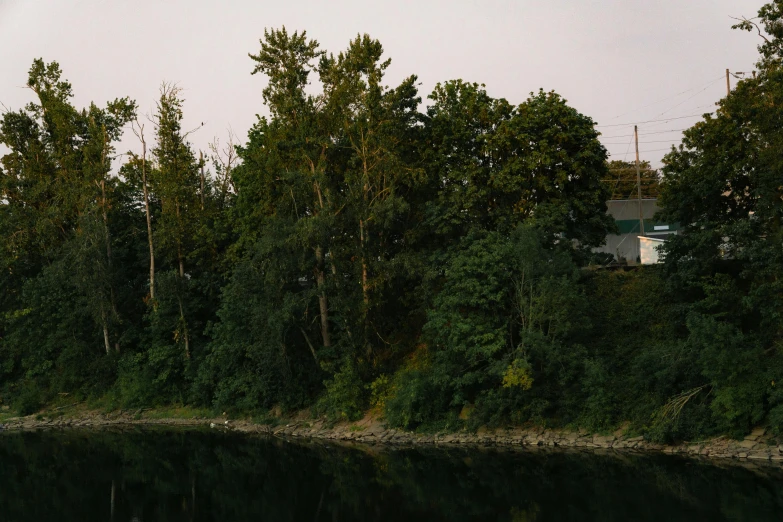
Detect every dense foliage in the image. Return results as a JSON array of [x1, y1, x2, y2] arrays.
[[3, 5, 783, 443]]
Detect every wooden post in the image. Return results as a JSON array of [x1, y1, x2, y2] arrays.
[[726, 68, 731, 96], [634, 125, 645, 239]]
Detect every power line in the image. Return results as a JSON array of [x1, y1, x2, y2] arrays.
[[607, 166, 663, 171], [602, 75, 724, 122], [599, 133, 633, 139], [603, 133, 636, 197], [601, 128, 693, 138], [602, 139, 684, 144], [620, 131, 635, 162], [596, 112, 714, 128], [608, 147, 675, 154], [651, 79, 724, 119], [601, 170, 650, 265], [640, 128, 691, 135], [641, 107, 716, 131], [600, 127, 694, 139]]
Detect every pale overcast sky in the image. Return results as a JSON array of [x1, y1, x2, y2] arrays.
[[0, 0, 767, 170]]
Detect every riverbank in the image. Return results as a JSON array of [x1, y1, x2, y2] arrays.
[[2, 408, 782, 465]]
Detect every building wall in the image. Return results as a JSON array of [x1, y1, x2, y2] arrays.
[[593, 199, 677, 263]]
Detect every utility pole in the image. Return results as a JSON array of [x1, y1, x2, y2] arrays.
[[634, 125, 645, 241], [726, 68, 731, 96]]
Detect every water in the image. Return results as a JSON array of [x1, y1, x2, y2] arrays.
[[1, 428, 782, 521]]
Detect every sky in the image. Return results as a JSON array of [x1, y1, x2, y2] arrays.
[[0, 0, 767, 172]]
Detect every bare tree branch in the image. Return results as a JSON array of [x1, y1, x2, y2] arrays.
[[730, 15, 772, 44]]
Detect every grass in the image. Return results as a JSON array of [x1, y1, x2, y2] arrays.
[[0, 397, 214, 424], [0, 399, 315, 430], [139, 406, 212, 420], [0, 410, 17, 422], [250, 411, 282, 426]]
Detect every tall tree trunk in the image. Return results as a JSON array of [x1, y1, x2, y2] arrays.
[[360, 151, 370, 308], [311, 166, 331, 349], [178, 295, 190, 359], [220, 171, 231, 209], [359, 218, 369, 307], [178, 243, 185, 278], [176, 254, 190, 359], [138, 128, 156, 302], [315, 246, 331, 348], [176, 201, 190, 359], [199, 150, 205, 211], [100, 302, 111, 355], [360, 150, 371, 358], [99, 130, 119, 352]]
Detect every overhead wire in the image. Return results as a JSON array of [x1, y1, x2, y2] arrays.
[[602, 74, 724, 122], [601, 128, 694, 138], [640, 128, 692, 135], [650, 78, 724, 119], [594, 73, 728, 233], [608, 147, 675, 154], [596, 112, 714, 128], [621, 130, 634, 162], [602, 139, 683, 144], [604, 132, 636, 199], [601, 159, 651, 265], [642, 109, 715, 131]]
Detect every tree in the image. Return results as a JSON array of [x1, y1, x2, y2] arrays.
[[386, 226, 589, 429], [208, 130, 238, 210], [604, 160, 660, 200], [657, 1, 783, 435], [129, 120, 156, 302], [424, 82, 614, 253], [247, 27, 334, 350], [80, 99, 136, 353], [0, 60, 138, 407], [151, 83, 202, 359], [318, 33, 424, 359], [0, 60, 136, 355]]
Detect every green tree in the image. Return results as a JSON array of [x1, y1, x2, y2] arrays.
[[318, 34, 423, 339], [150, 83, 203, 359], [424, 82, 614, 254], [657, 1, 783, 435], [385, 226, 590, 429], [0, 59, 136, 404], [604, 160, 660, 200]]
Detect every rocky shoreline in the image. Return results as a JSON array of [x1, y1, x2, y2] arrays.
[[2, 411, 782, 465]]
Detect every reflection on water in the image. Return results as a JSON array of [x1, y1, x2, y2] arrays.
[[1, 428, 782, 521]]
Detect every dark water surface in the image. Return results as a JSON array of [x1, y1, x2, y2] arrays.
[[1, 428, 782, 521]]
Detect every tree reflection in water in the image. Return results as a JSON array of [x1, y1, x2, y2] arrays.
[[1, 428, 782, 521]]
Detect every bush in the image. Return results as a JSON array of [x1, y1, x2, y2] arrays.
[[13, 380, 44, 416], [383, 366, 458, 431], [316, 360, 366, 422], [112, 353, 158, 408]]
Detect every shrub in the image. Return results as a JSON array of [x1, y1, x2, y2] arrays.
[[316, 360, 365, 422]]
